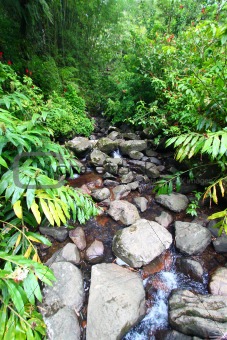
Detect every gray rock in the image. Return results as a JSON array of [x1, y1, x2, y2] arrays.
[[44, 306, 80, 340], [86, 263, 145, 340], [118, 167, 129, 175], [96, 166, 104, 174], [107, 131, 122, 140], [128, 160, 160, 178], [133, 197, 148, 212], [127, 181, 139, 190], [146, 149, 158, 157], [103, 172, 116, 179], [120, 140, 147, 155], [103, 161, 118, 175], [175, 221, 211, 255], [90, 149, 108, 166], [209, 267, 227, 296], [149, 157, 162, 165], [106, 156, 123, 166], [157, 165, 165, 172], [69, 227, 86, 250], [155, 193, 189, 212], [108, 200, 140, 225], [123, 132, 141, 140], [42, 262, 84, 317], [112, 219, 172, 267], [120, 171, 134, 184], [112, 184, 131, 200], [169, 289, 227, 338], [129, 150, 144, 160], [176, 258, 204, 282], [46, 243, 80, 265], [39, 226, 68, 242], [103, 179, 119, 187], [155, 211, 173, 228], [91, 188, 111, 201], [66, 137, 93, 154], [159, 330, 193, 340], [96, 137, 118, 154], [85, 240, 105, 264], [207, 219, 220, 237], [213, 235, 227, 253]]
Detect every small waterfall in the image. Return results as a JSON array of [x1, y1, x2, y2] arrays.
[[124, 271, 178, 340], [112, 149, 122, 158]]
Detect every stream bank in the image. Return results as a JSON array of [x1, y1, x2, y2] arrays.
[[39, 117, 227, 340]]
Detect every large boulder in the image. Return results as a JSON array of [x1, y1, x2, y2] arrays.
[[96, 137, 118, 154], [175, 258, 204, 283], [169, 289, 227, 338], [66, 137, 93, 154], [209, 267, 227, 296], [90, 149, 108, 166], [86, 263, 145, 340], [44, 306, 80, 340], [107, 200, 140, 225], [112, 219, 172, 267], [42, 262, 84, 317], [155, 193, 189, 212], [119, 140, 147, 155], [174, 221, 211, 255]]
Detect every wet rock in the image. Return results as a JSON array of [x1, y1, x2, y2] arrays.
[[112, 219, 172, 268], [91, 188, 111, 202], [119, 140, 147, 155], [95, 166, 104, 174], [90, 149, 108, 166], [103, 179, 119, 187], [169, 289, 227, 338], [85, 240, 104, 264], [96, 137, 118, 154], [155, 193, 189, 212], [108, 200, 140, 225], [69, 227, 86, 250], [66, 137, 93, 154], [42, 262, 85, 317], [142, 250, 173, 278], [123, 132, 141, 140], [149, 157, 162, 165], [103, 172, 116, 179], [192, 213, 209, 228], [209, 267, 227, 296], [207, 219, 220, 237], [107, 131, 122, 140], [128, 160, 160, 178], [129, 150, 144, 160], [157, 165, 165, 172], [175, 258, 203, 282], [175, 221, 211, 255], [155, 211, 173, 228], [86, 263, 145, 340], [118, 167, 129, 175], [146, 149, 158, 157], [156, 330, 194, 340], [79, 184, 91, 195], [112, 184, 131, 200], [44, 306, 80, 340], [39, 226, 68, 242], [127, 181, 139, 190], [103, 161, 118, 175], [213, 235, 227, 253], [120, 171, 134, 184], [133, 197, 148, 212]]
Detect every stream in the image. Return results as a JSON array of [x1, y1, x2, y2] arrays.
[[40, 119, 227, 339]]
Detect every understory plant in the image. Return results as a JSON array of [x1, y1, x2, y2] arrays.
[[0, 62, 99, 338]]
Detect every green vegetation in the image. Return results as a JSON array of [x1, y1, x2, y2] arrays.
[[0, 0, 227, 338]]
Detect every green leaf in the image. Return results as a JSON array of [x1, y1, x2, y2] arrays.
[[5, 280, 25, 315]]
